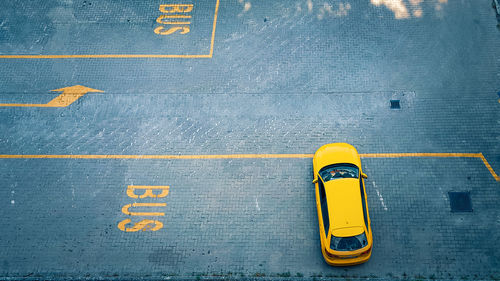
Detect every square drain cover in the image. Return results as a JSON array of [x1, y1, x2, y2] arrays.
[[448, 191, 473, 212], [390, 100, 400, 109]]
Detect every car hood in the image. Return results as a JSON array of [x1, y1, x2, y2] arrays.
[[313, 143, 361, 174]]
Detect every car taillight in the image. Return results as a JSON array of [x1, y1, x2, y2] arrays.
[[325, 250, 338, 259], [361, 246, 372, 255]]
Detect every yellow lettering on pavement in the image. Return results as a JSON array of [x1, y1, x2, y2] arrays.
[[159, 4, 193, 13], [127, 185, 170, 199], [121, 203, 167, 216], [117, 219, 164, 232]]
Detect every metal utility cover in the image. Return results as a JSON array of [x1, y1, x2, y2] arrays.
[[448, 191, 473, 212], [390, 100, 401, 109]]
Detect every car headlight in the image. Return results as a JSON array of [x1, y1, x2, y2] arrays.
[[330, 232, 368, 251]]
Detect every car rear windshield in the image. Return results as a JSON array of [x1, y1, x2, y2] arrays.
[[330, 232, 368, 251], [319, 164, 359, 183]]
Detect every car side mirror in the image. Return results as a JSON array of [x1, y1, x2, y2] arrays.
[[312, 178, 318, 184], [361, 172, 368, 179]]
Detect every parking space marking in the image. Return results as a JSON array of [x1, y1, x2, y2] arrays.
[[361, 153, 480, 158], [478, 153, 500, 182], [208, 0, 219, 57], [363, 153, 499, 182], [0, 85, 103, 107], [0, 0, 219, 59], [0, 54, 212, 59], [0, 154, 314, 159], [0, 153, 498, 181]]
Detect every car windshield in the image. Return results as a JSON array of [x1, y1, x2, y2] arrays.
[[319, 164, 359, 183]]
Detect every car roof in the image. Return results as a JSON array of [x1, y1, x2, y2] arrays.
[[324, 178, 365, 237]]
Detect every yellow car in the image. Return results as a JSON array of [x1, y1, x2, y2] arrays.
[[312, 143, 373, 266]]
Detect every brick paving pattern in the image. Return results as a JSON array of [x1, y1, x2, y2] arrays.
[[0, 0, 499, 280]]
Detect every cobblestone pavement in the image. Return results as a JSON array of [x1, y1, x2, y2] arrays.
[[0, 0, 499, 280]]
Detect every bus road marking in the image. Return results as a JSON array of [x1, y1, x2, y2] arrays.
[[118, 185, 170, 232], [0, 0, 220, 59]]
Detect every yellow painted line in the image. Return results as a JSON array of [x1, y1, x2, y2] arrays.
[[0, 0, 220, 59], [360, 153, 481, 158], [0, 154, 315, 159], [0, 103, 52, 107], [0, 152, 497, 181], [361, 153, 499, 181], [0, 54, 212, 59], [209, 0, 220, 57], [478, 153, 500, 182]]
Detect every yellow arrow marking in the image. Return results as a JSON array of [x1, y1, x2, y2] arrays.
[[0, 85, 103, 107], [47, 85, 104, 107]]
